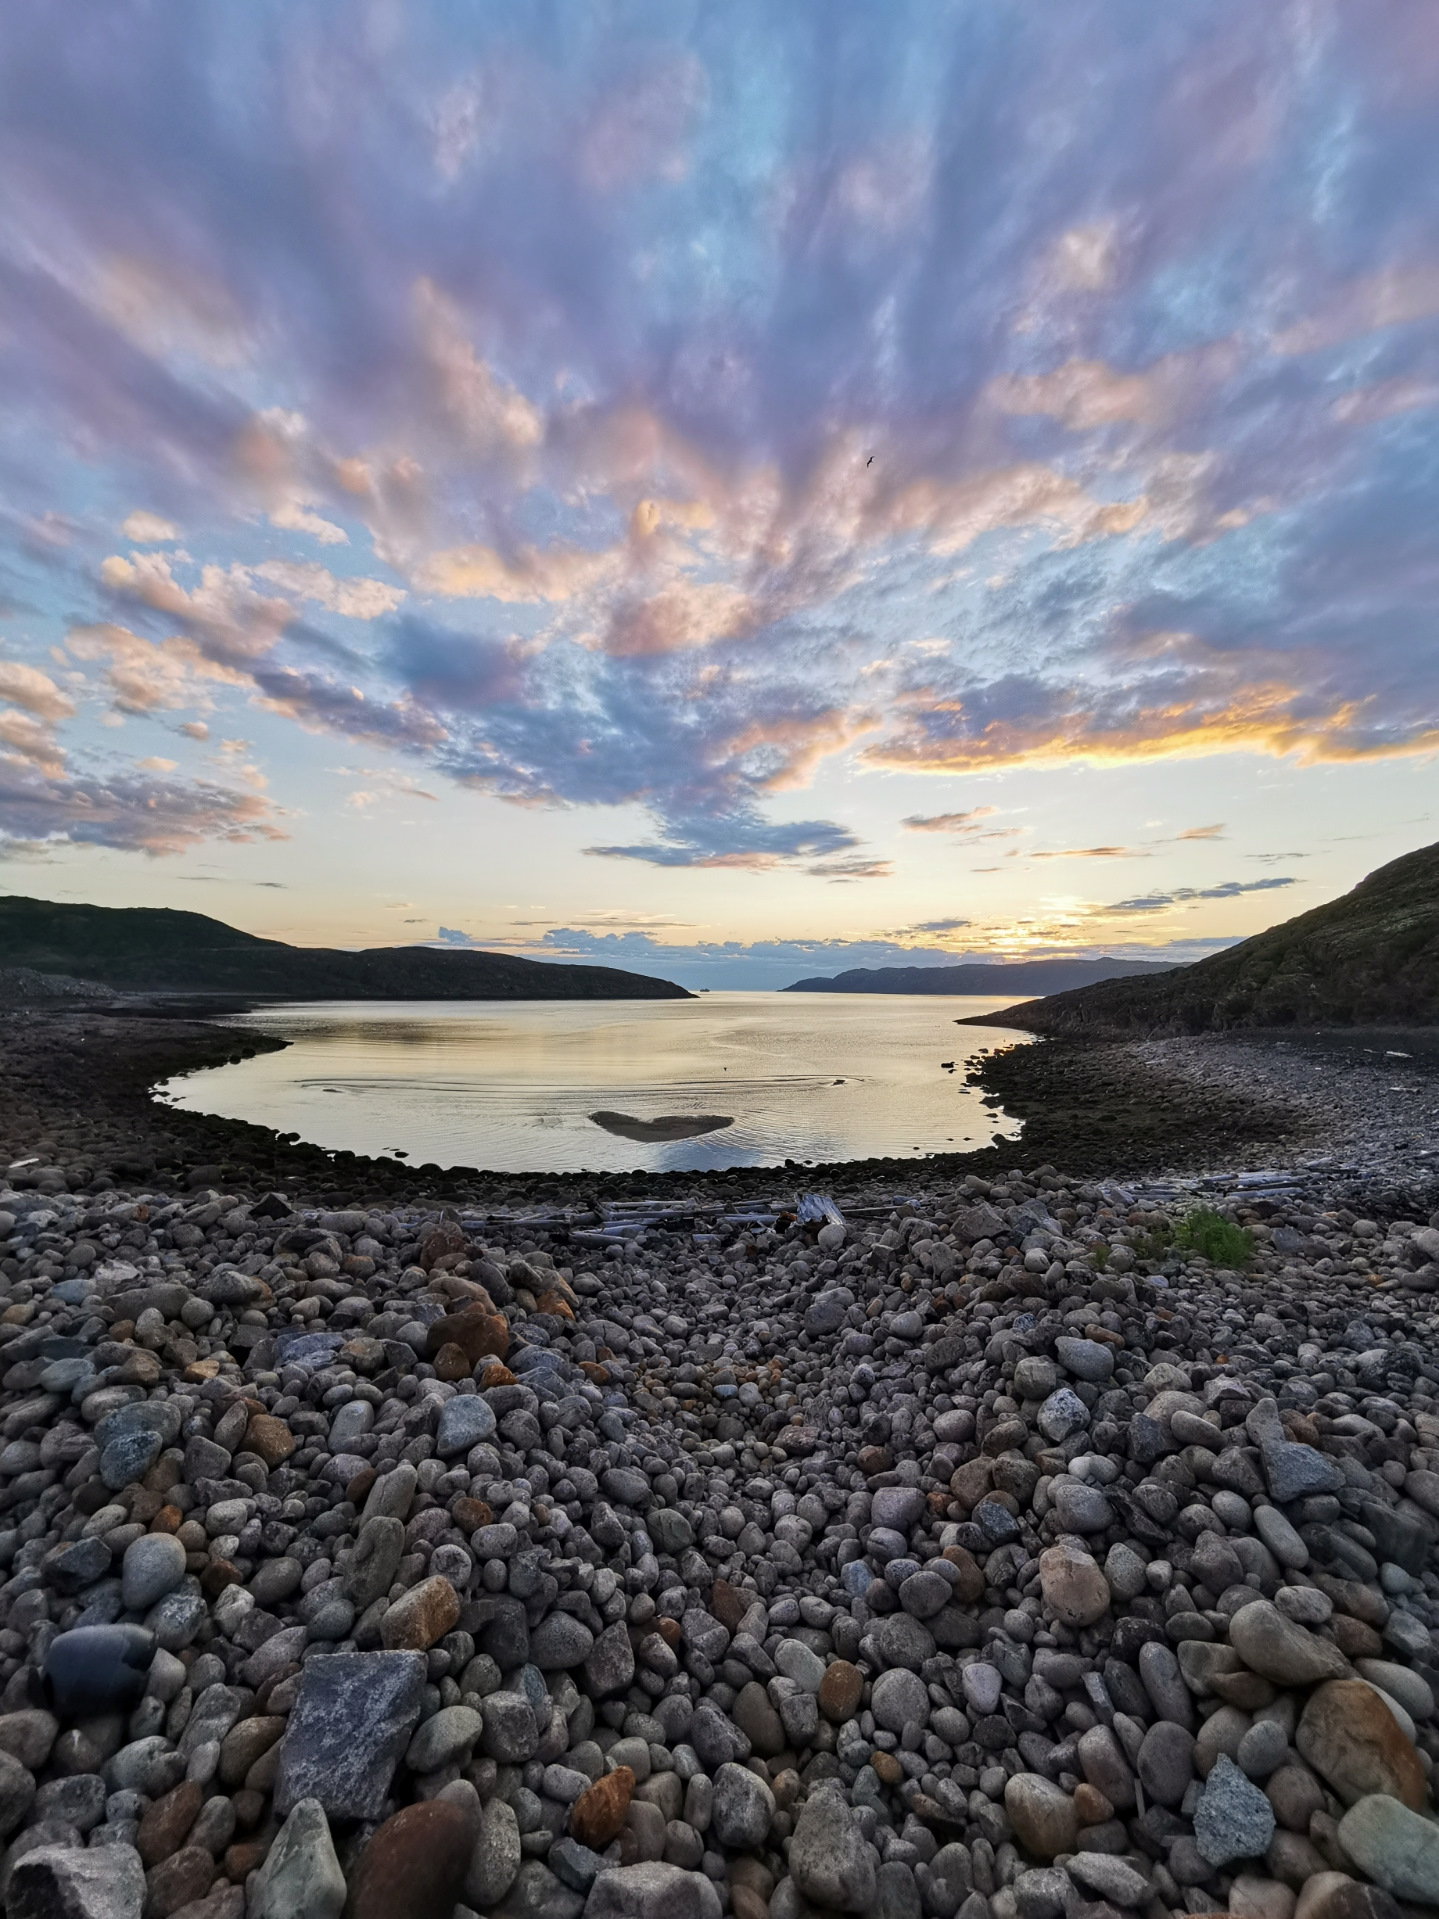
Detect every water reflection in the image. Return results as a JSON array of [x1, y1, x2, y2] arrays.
[[159, 991, 1035, 1173]]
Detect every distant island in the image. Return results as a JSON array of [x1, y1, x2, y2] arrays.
[[783, 956, 1176, 996], [975, 838, 1439, 1035], [0, 895, 692, 1001]]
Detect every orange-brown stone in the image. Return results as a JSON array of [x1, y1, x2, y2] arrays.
[[345, 1801, 474, 1919], [1297, 1679, 1428, 1809], [379, 1574, 461, 1651], [941, 1544, 986, 1603], [425, 1306, 508, 1364], [452, 1497, 493, 1532], [243, 1415, 295, 1466], [571, 1766, 635, 1849], [817, 1659, 863, 1724], [201, 1558, 241, 1595]]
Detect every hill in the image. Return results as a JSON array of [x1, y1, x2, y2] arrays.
[[0, 895, 691, 1001], [979, 839, 1439, 1036], [783, 957, 1175, 995]]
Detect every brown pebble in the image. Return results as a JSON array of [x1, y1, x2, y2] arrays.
[[345, 1799, 473, 1919], [243, 1414, 296, 1466], [432, 1342, 472, 1381], [201, 1559, 241, 1595], [224, 1839, 270, 1882], [941, 1545, 986, 1603], [1328, 1614, 1383, 1660], [710, 1578, 749, 1633], [345, 1468, 377, 1506], [451, 1497, 493, 1532], [145, 1843, 217, 1919], [817, 1659, 864, 1724], [218, 1715, 284, 1788], [379, 1574, 460, 1650], [571, 1766, 636, 1849], [424, 1306, 508, 1364], [1073, 1782, 1114, 1824], [482, 1362, 518, 1385], [137, 1780, 203, 1866], [871, 1750, 903, 1785], [655, 1616, 682, 1650], [151, 1505, 184, 1535]]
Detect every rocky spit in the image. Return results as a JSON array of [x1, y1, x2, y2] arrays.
[[1, 1155, 1439, 1919]]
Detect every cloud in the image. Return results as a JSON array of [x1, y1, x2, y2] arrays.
[[99, 555, 290, 667], [1031, 845, 1149, 860], [66, 622, 247, 714], [121, 511, 178, 544], [903, 807, 999, 833], [253, 560, 405, 620], [0, 660, 74, 723], [268, 501, 348, 545], [0, 762, 286, 856], [1176, 823, 1225, 841], [1102, 875, 1299, 914]]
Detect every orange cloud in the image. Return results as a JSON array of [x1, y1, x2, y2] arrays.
[[869, 679, 1439, 774], [66, 623, 247, 714], [0, 661, 74, 723]]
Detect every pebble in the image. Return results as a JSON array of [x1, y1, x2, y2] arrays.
[[344, 1799, 474, 1919], [1038, 1538, 1110, 1625], [789, 1789, 877, 1912], [1296, 1679, 1428, 1808], [1337, 1794, 1439, 1907], [120, 1534, 186, 1611], [1004, 1773, 1078, 1858]]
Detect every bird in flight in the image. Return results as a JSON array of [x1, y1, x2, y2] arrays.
[[866, 455, 874, 466]]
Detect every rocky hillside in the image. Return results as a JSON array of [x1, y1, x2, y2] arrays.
[[0, 896, 690, 1001], [988, 841, 1439, 1036]]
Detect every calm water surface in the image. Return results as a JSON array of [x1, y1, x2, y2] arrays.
[[158, 992, 1035, 1174]]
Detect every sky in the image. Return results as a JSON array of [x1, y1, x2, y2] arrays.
[[0, 0, 1436, 990]]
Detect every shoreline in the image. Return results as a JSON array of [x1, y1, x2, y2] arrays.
[[2, 1001, 1435, 1214]]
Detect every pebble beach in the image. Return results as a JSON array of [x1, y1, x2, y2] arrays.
[[2, 1002, 1439, 1919]]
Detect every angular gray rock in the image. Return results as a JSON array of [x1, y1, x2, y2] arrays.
[[584, 1862, 723, 1919], [1192, 1754, 1276, 1866], [8, 1843, 146, 1919], [273, 1651, 427, 1821]]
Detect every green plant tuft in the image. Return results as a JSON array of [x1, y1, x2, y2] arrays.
[[1173, 1206, 1254, 1268]]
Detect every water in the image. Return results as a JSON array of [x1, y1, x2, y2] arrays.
[[158, 992, 1036, 1174]]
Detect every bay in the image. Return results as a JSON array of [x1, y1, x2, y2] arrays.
[[158, 990, 1035, 1174]]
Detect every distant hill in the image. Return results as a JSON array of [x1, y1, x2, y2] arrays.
[[0, 895, 691, 1001], [783, 957, 1176, 996], [981, 840, 1439, 1036]]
